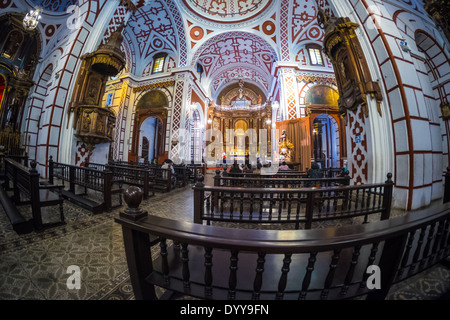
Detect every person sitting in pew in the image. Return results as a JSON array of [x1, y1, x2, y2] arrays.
[[243, 163, 254, 173], [162, 159, 176, 188], [229, 162, 242, 174], [279, 161, 291, 171]]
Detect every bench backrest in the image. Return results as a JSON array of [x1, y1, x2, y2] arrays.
[[4, 158, 36, 199], [115, 202, 450, 300], [214, 172, 350, 188]]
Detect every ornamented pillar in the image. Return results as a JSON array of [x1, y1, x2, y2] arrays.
[[278, 68, 300, 120], [169, 72, 191, 161]]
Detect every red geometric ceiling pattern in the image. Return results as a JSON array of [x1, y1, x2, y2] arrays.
[[126, 1, 177, 59], [182, 0, 271, 23]]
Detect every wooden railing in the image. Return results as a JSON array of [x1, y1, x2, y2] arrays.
[[214, 170, 350, 188], [115, 192, 450, 300], [194, 174, 393, 229]]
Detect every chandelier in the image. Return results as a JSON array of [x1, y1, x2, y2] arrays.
[[23, 7, 42, 31]]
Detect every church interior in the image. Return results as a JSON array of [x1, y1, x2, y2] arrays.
[[0, 0, 450, 304]]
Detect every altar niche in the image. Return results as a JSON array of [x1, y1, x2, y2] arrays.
[[0, 14, 41, 155]]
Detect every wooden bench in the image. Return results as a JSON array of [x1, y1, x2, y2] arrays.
[[109, 161, 174, 193], [115, 193, 450, 300], [4, 159, 65, 232], [108, 165, 156, 199], [86, 162, 156, 199], [49, 158, 122, 214], [193, 173, 393, 229]]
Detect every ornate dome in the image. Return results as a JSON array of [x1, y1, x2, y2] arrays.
[[182, 0, 271, 24]]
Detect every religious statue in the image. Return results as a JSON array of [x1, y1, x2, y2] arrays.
[[278, 130, 294, 163]]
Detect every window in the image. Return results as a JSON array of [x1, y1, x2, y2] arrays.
[[152, 53, 167, 74], [196, 63, 204, 81], [308, 46, 324, 66], [106, 93, 113, 106]]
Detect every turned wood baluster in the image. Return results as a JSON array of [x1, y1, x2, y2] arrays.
[[276, 253, 293, 300], [354, 189, 360, 212], [269, 193, 274, 218], [220, 191, 224, 217], [228, 250, 239, 300], [340, 245, 361, 296], [398, 231, 416, 279], [363, 187, 371, 223], [249, 192, 254, 218], [160, 238, 170, 283], [204, 247, 213, 297], [181, 243, 190, 289], [239, 192, 244, 219], [230, 192, 234, 218], [210, 191, 215, 217], [287, 193, 293, 221], [440, 219, 450, 258], [420, 223, 436, 269], [278, 192, 283, 220], [432, 220, 445, 261], [259, 192, 263, 219], [299, 252, 318, 300], [360, 241, 380, 289], [410, 227, 426, 274], [321, 249, 341, 300], [252, 252, 267, 300]]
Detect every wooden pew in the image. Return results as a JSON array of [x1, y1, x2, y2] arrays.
[[109, 160, 174, 193], [194, 173, 393, 229], [48, 158, 122, 214], [86, 162, 156, 199], [115, 191, 450, 300], [4, 159, 65, 232]]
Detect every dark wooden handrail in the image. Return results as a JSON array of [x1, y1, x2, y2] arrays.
[[115, 198, 450, 300], [194, 174, 393, 229]]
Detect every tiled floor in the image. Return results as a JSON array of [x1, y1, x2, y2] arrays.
[[0, 172, 449, 300]]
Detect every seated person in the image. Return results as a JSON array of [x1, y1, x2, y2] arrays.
[[279, 161, 290, 171], [229, 162, 242, 174], [253, 163, 262, 174], [161, 159, 177, 187], [243, 163, 254, 173], [307, 162, 323, 178]]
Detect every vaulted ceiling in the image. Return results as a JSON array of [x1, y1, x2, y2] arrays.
[[106, 0, 334, 100]]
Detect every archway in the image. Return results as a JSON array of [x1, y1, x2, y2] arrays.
[[129, 90, 168, 163], [312, 114, 340, 169], [138, 117, 161, 163], [304, 85, 345, 168]]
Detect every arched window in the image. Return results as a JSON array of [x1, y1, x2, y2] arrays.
[[152, 53, 168, 74], [196, 63, 204, 81], [306, 44, 324, 66]]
